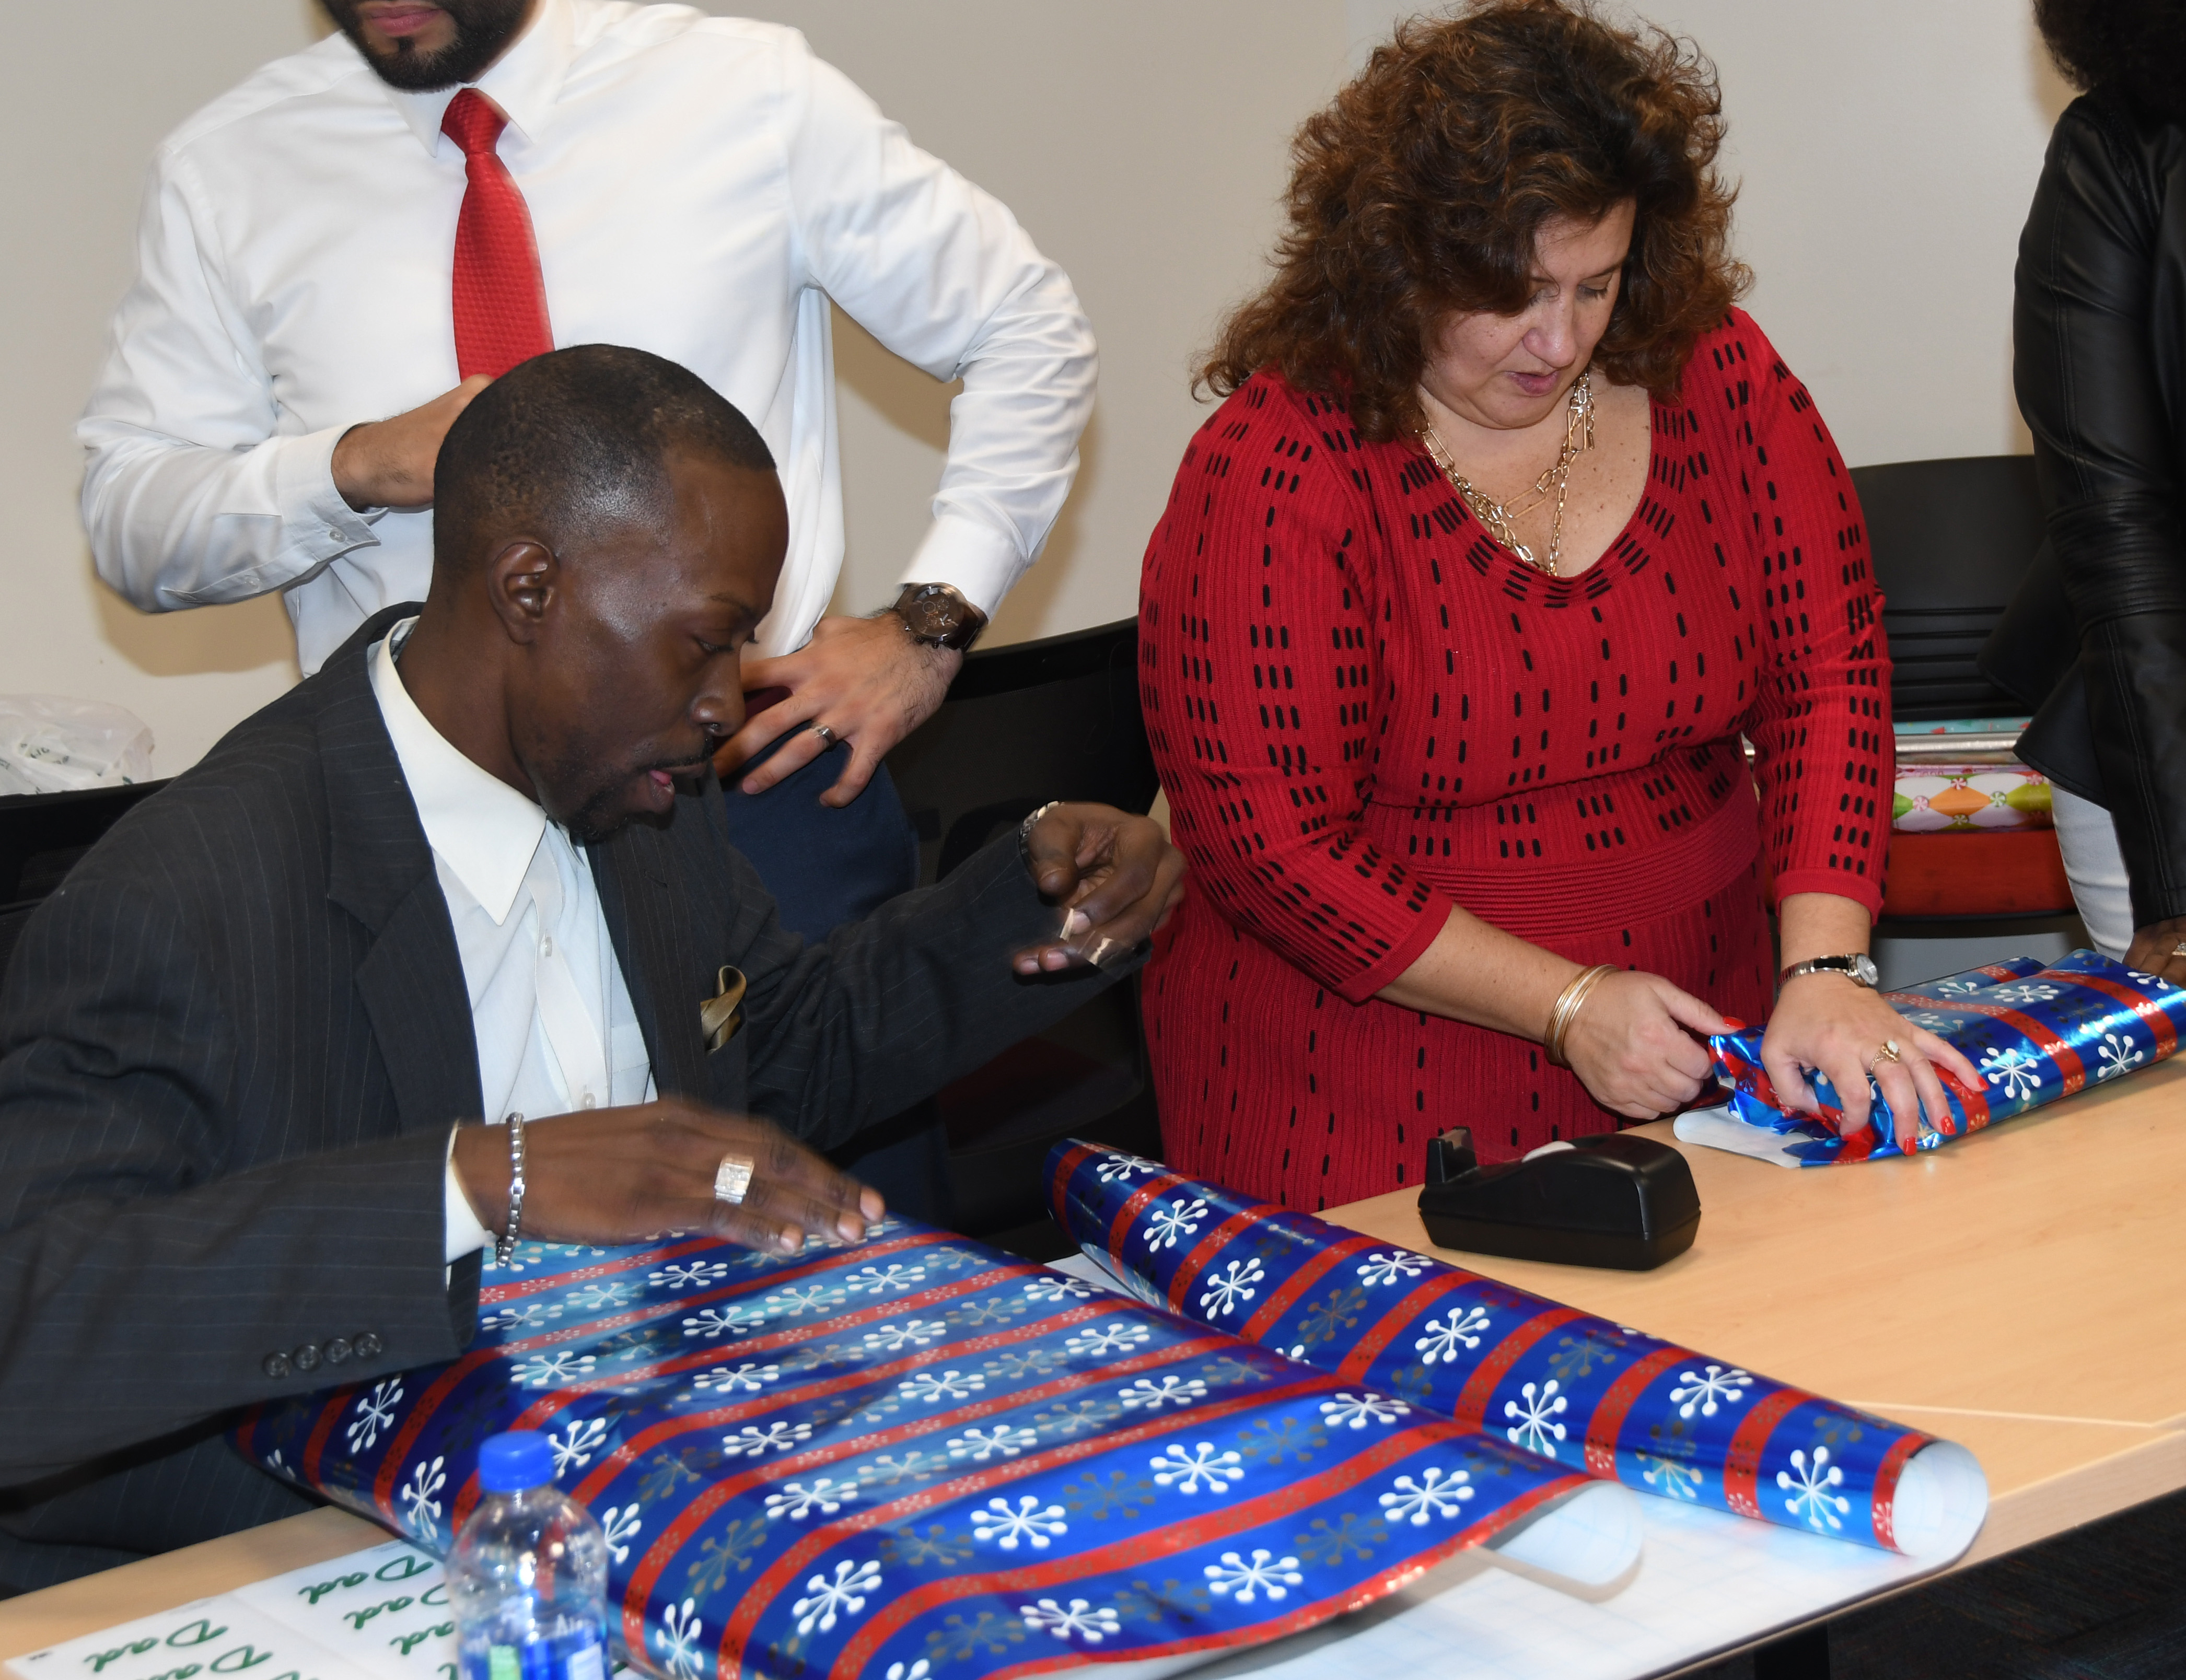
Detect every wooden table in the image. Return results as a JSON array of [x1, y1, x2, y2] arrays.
[[4, 1060, 2181, 1663]]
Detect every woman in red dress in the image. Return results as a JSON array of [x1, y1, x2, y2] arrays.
[[1136, 0, 1978, 1208]]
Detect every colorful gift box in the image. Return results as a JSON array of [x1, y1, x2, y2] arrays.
[[1689, 950, 2185, 1165]]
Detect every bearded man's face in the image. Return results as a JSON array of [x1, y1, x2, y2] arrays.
[[318, 1, 533, 91]]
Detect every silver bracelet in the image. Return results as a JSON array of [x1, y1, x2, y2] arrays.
[[495, 1113, 527, 1267], [1018, 801, 1064, 875]]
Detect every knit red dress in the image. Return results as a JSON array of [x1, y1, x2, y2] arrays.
[[1137, 310, 1892, 1208]]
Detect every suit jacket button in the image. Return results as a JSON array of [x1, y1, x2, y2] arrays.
[[324, 1336, 353, 1365], [263, 1352, 292, 1380], [355, 1332, 383, 1359], [292, 1343, 320, 1373]]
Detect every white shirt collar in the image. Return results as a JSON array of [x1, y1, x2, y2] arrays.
[[386, 0, 578, 158], [370, 620, 549, 926]]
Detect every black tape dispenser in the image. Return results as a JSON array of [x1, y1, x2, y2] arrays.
[[1415, 1127, 1700, 1270]]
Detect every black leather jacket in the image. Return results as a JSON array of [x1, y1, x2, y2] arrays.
[[1985, 88, 2186, 928]]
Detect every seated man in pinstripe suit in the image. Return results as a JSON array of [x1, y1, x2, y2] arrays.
[[0, 345, 1180, 1592]]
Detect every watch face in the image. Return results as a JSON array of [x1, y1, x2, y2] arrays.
[[1851, 953, 1880, 988]]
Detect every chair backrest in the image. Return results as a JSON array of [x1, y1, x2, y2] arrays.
[[1848, 456, 2044, 721], [885, 619, 1155, 884], [0, 780, 170, 903]]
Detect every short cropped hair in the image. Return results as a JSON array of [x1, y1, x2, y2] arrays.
[[433, 344, 774, 573], [2034, 0, 2186, 126], [1200, 0, 1748, 442]]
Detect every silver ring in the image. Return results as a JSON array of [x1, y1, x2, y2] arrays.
[[808, 722, 838, 750], [713, 1153, 755, 1205], [2172, 940, 2186, 959]]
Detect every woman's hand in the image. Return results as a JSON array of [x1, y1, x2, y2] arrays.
[[1559, 971, 1731, 1119], [1759, 974, 1982, 1148]]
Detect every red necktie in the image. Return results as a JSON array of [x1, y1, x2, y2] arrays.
[[442, 89, 553, 379]]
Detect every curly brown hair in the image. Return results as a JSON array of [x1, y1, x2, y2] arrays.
[[2034, 0, 2186, 126], [1200, 0, 1748, 442]]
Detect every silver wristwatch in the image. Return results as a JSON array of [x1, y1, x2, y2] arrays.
[[1777, 953, 1879, 990]]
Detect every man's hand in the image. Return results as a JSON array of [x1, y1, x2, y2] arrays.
[[1012, 803, 1184, 975], [452, 1098, 882, 1256], [2125, 914, 2186, 987], [331, 375, 494, 511], [715, 614, 960, 807]]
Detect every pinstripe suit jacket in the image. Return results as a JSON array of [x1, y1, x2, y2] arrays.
[[0, 606, 1082, 1593]]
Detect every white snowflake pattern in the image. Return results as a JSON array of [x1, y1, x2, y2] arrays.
[[1065, 1320, 1153, 1357], [1149, 1440, 1246, 1494], [1118, 1375, 1208, 1411], [1503, 1380, 1569, 1457], [566, 1280, 636, 1312], [764, 1477, 859, 1520], [1204, 1548, 1304, 1603], [885, 1664, 931, 1680], [1023, 1274, 1096, 1304], [652, 1599, 703, 1680], [1146, 1197, 1211, 1251], [479, 1301, 563, 1333], [1898, 1010, 1959, 1032], [600, 1502, 642, 1564], [1669, 1363, 1753, 1420], [2097, 1031, 2146, 1082], [1378, 1466, 1474, 1526], [648, 1261, 730, 1291], [682, 1304, 768, 1340], [1639, 1455, 1704, 1500], [762, 1284, 848, 1317], [1096, 1152, 1162, 1183], [346, 1379, 403, 1453], [1197, 1256, 1266, 1319], [1415, 1305, 1493, 1365], [1319, 1391, 1410, 1430], [1355, 1250, 1430, 1288], [1777, 1447, 1851, 1532], [972, 1495, 1070, 1550], [862, 1320, 948, 1353], [1019, 1599, 1122, 1643], [512, 1350, 598, 1390], [845, 1264, 928, 1296], [792, 1558, 881, 1636], [399, 1455, 447, 1541], [1991, 982, 2063, 1005], [946, 1425, 1038, 1461], [720, 1420, 814, 1457], [1980, 1045, 2045, 1101], [897, 1369, 985, 1404], [548, 1415, 609, 1475], [690, 1362, 780, 1398], [1933, 977, 1986, 996], [2127, 967, 2180, 993]]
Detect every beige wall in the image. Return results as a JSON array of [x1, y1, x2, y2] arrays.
[[1, 1, 2071, 776]]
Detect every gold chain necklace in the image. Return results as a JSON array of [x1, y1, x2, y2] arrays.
[[1419, 370, 1596, 577]]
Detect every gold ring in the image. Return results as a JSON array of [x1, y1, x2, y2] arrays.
[[713, 1153, 756, 1205], [1873, 1040, 1902, 1067], [2172, 940, 2186, 959]]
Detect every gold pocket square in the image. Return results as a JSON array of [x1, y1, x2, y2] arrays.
[[702, 965, 747, 1053]]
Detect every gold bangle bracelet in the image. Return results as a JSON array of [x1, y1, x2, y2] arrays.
[[1543, 964, 1618, 1068]]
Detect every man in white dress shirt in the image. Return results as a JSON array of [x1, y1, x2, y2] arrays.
[[76, 0, 1099, 1215], [0, 346, 1175, 1588]]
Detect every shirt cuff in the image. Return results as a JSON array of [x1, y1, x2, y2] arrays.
[[445, 1127, 495, 1264], [897, 512, 1029, 621]]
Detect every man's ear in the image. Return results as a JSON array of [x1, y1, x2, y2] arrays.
[[485, 540, 557, 645]]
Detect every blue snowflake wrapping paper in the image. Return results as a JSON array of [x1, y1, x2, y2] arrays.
[[1047, 1141, 1987, 1561], [232, 1217, 1624, 1680], [1702, 950, 2184, 1165]]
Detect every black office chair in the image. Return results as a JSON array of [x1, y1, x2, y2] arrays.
[[884, 618, 1161, 1258], [0, 780, 171, 979], [1849, 456, 2045, 722]]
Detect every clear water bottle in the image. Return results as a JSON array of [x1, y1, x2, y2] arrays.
[[449, 1431, 611, 1680]]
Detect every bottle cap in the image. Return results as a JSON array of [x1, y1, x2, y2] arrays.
[[477, 1430, 555, 1493]]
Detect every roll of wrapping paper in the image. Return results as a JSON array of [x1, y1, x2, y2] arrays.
[[233, 1219, 1640, 1680], [1701, 949, 2186, 1165], [1048, 1144, 1987, 1560]]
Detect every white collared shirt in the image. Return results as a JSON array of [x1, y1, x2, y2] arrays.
[[82, 0, 1096, 673], [368, 620, 654, 1261]]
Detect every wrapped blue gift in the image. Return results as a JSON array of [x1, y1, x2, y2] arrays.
[[235, 1218, 1638, 1680], [1048, 1143, 1987, 1560], [1694, 950, 2184, 1165]]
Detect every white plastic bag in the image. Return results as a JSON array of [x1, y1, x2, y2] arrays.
[[0, 696, 156, 797]]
